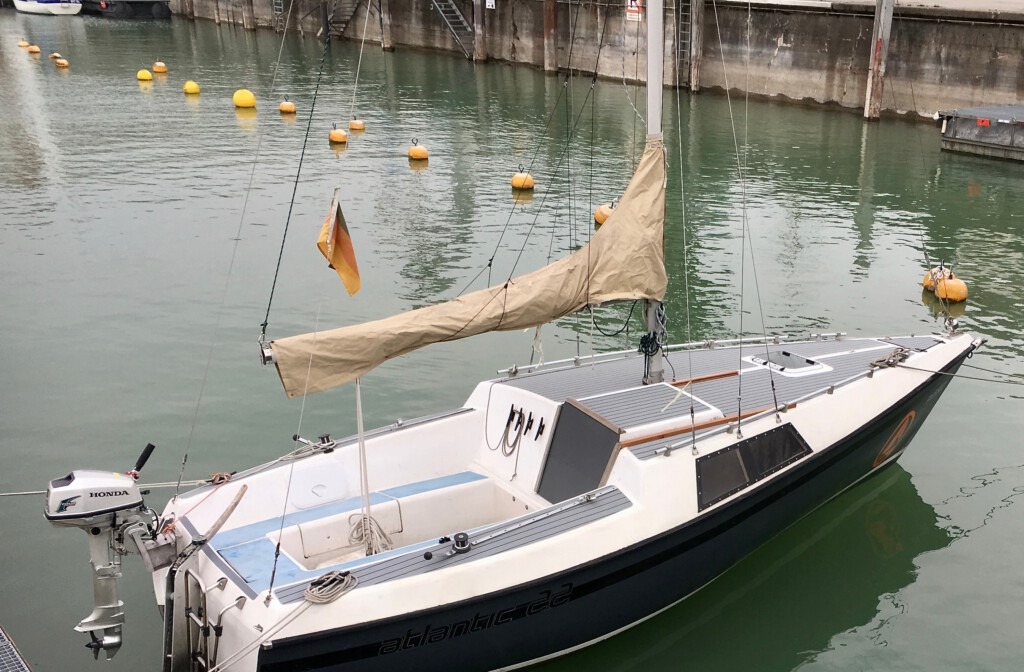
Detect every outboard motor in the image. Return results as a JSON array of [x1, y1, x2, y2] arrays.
[[44, 444, 174, 660]]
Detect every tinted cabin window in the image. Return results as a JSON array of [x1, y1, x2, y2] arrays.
[[696, 424, 812, 510]]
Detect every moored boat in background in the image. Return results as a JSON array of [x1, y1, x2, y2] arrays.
[[12, 0, 82, 16]]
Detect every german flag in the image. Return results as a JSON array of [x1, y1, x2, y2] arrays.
[[317, 188, 361, 296]]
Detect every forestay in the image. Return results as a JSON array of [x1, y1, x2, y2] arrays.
[[270, 138, 668, 397]]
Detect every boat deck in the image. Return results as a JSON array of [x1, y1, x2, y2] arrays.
[[503, 335, 944, 458]]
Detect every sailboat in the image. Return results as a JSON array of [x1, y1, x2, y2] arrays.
[[43, 1, 983, 670]]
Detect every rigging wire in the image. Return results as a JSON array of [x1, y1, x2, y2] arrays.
[[347, 0, 374, 121], [259, 7, 338, 345], [173, 0, 299, 499], [709, 0, 781, 437], [265, 300, 324, 602], [674, 0, 699, 453]]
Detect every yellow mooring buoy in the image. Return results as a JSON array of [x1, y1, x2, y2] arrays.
[[137, 69, 153, 81], [233, 89, 256, 109], [921, 265, 968, 303], [408, 139, 428, 161], [329, 124, 348, 144], [27, 45, 41, 54], [183, 80, 200, 95], [55, 58, 69, 69], [153, 60, 167, 74], [349, 117, 365, 131], [49, 52, 61, 59], [18, 39, 29, 48], [594, 202, 615, 227], [511, 166, 535, 190], [279, 97, 296, 114]]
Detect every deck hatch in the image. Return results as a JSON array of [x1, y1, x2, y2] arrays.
[[537, 399, 621, 504], [696, 424, 812, 510]]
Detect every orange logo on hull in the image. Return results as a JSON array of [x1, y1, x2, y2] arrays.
[[873, 410, 917, 468]]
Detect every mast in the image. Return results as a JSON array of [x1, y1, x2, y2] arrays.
[[643, 0, 667, 385]]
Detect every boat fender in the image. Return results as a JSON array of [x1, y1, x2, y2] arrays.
[[452, 532, 470, 554]]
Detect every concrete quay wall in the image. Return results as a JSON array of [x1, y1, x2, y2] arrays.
[[169, 0, 1024, 118]]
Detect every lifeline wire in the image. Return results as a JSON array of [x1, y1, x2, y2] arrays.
[[173, 0, 299, 499]]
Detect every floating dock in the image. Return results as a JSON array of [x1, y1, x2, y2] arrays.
[[938, 105, 1024, 161], [0, 626, 31, 672]]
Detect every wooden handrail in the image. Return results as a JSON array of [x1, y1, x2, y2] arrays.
[[620, 403, 796, 449]]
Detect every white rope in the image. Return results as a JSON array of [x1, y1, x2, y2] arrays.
[[348, 512, 392, 554]]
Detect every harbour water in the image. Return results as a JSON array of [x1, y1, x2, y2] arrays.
[[2, 12, 1024, 672]]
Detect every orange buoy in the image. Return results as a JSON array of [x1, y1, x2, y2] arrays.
[[18, 40, 29, 48], [55, 58, 69, 68], [511, 167, 535, 190], [921, 265, 952, 292], [349, 117, 365, 131], [49, 52, 61, 59], [153, 61, 168, 74], [935, 276, 968, 303], [594, 202, 615, 227], [408, 138, 428, 161], [329, 124, 348, 144], [279, 97, 296, 114], [27, 45, 41, 54]]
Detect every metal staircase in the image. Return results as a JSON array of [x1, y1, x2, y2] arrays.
[[328, 0, 362, 39], [430, 0, 475, 59]]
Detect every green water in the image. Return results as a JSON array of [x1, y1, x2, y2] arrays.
[[2, 12, 1023, 672]]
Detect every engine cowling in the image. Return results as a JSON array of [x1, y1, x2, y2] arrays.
[[45, 470, 143, 524]]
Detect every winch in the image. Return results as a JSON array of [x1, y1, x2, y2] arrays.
[[44, 443, 176, 660]]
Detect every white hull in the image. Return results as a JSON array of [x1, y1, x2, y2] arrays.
[[13, 0, 82, 14], [137, 332, 975, 671]]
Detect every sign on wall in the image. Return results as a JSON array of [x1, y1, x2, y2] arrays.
[[626, 0, 643, 22], [486, 0, 494, 8]]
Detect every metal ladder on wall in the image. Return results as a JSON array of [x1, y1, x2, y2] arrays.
[[430, 0, 475, 59], [676, 0, 692, 85], [272, 0, 286, 32]]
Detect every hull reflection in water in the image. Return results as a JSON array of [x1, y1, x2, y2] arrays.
[[548, 465, 950, 672]]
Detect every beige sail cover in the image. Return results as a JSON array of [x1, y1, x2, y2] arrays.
[[271, 140, 667, 397]]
